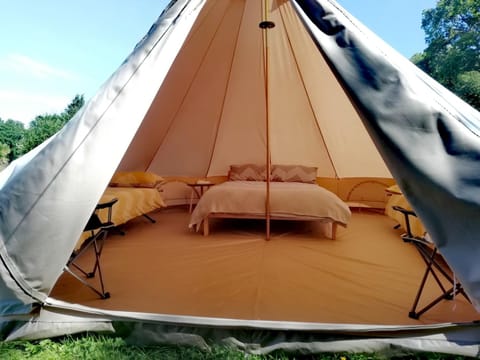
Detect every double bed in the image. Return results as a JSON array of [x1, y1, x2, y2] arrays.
[[189, 180, 351, 239]]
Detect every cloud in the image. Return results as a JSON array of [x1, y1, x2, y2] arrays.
[[0, 54, 83, 124], [0, 90, 71, 124], [0, 53, 77, 80]]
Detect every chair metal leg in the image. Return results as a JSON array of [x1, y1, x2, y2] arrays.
[[65, 230, 110, 299], [392, 205, 470, 319], [63, 265, 110, 299], [408, 245, 469, 319]]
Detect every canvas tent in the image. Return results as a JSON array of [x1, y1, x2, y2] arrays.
[[1, 0, 480, 355]]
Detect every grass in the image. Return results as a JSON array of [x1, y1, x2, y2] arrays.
[[0, 334, 473, 360]]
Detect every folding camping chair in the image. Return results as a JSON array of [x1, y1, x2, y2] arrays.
[[64, 198, 118, 299], [392, 205, 470, 319]]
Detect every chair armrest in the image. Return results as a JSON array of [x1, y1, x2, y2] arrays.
[[392, 205, 418, 238], [96, 198, 118, 210], [392, 205, 416, 217], [95, 198, 118, 227]]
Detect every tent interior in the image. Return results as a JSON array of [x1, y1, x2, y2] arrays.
[[51, 205, 478, 326], [22, 0, 478, 336]]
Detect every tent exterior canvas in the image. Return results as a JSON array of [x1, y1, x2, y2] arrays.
[[1, 0, 480, 355]]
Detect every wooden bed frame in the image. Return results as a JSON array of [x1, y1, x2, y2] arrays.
[[202, 213, 339, 239]]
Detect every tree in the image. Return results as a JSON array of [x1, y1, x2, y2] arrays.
[[19, 95, 85, 155], [62, 94, 85, 122], [412, 0, 480, 110], [0, 143, 10, 170], [456, 71, 480, 106], [20, 114, 66, 154], [0, 119, 26, 162]]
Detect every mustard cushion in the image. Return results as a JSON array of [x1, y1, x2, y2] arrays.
[[109, 171, 165, 188]]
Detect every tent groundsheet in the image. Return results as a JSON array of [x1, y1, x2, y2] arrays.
[[33, 207, 480, 356]]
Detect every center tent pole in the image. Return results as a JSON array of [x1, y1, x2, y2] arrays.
[[259, 0, 275, 241]]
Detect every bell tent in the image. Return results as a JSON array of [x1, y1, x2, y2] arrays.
[[1, 0, 480, 356]]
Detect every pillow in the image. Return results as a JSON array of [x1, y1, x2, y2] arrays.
[[228, 164, 267, 181], [109, 171, 165, 188], [271, 164, 317, 183]]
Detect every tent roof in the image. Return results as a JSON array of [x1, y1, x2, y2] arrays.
[[119, 0, 389, 178]]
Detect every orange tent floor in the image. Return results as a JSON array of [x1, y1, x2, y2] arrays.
[[51, 207, 479, 326]]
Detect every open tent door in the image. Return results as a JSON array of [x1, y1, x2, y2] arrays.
[[1, 0, 480, 355]]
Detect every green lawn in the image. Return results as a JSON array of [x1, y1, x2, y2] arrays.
[[0, 334, 471, 360]]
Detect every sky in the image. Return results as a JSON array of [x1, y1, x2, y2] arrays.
[[0, 0, 437, 125]]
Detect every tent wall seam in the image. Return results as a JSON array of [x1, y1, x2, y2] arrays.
[[205, 1, 247, 178], [145, 1, 220, 171], [283, 1, 339, 178]]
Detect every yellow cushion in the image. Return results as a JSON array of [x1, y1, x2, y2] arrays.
[[110, 171, 165, 188]]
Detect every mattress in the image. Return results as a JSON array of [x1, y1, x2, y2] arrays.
[[189, 181, 351, 230]]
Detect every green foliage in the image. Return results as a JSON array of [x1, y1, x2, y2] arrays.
[[0, 142, 11, 170], [0, 336, 267, 360], [19, 113, 68, 155], [19, 94, 85, 156], [456, 70, 480, 106], [412, 0, 480, 110], [0, 335, 472, 360], [0, 95, 85, 166], [0, 118, 26, 162], [62, 94, 85, 121]]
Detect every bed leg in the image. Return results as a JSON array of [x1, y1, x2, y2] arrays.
[[203, 217, 209, 236], [331, 222, 337, 240]]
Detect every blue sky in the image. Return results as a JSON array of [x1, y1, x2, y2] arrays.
[[0, 0, 437, 125]]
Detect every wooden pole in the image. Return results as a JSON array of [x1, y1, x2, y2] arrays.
[[259, 0, 275, 241]]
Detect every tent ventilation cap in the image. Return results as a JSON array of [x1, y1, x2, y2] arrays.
[[259, 21, 275, 29]]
